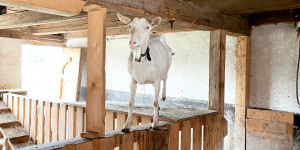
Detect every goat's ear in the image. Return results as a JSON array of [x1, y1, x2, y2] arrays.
[[151, 17, 161, 27], [117, 13, 131, 24]]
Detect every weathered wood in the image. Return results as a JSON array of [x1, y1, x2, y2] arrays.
[[13, 96, 19, 119], [30, 99, 37, 142], [117, 113, 126, 130], [76, 48, 84, 102], [141, 117, 152, 125], [75, 107, 84, 137], [99, 136, 115, 150], [203, 116, 211, 150], [208, 29, 226, 117], [247, 109, 294, 124], [120, 132, 133, 150], [67, 106, 76, 139], [166, 122, 179, 150], [59, 104, 67, 140], [0, 0, 85, 16], [24, 98, 31, 132], [75, 140, 92, 150], [235, 36, 251, 150], [37, 100, 45, 144], [181, 120, 192, 150], [84, 8, 106, 137], [132, 115, 140, 126], [105, 111, 115, 131], [19, 97, 25, 126], [51, 103, 59, 142], [44, 102, 51, 143], [193, 118, 202, 150]]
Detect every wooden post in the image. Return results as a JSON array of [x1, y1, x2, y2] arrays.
[[208, 29, 226, 116], [81, 5, 106, 138], [235, 36, 251, 150]]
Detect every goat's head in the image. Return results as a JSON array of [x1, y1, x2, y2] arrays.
[[117, 13, 161, 50]]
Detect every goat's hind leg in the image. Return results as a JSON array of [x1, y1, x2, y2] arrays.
[[161, 77, 167, 101], [121, 79, 137, 132], [152, 81, 160, 129]]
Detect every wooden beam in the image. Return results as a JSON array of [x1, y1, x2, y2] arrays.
[[0, 11, 88, 30], [89, 0, 249, 35], [0, 0, 85, 16], [208, 29, 226, 117], [235, 36, 251, 150], [82, 7, 106, 138]]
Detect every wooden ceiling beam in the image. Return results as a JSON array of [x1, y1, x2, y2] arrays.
[[0, 10, 87, 30], [88, 0, 249, 35], [0, 0, 85, 16]]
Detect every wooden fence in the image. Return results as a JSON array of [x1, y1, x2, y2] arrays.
[[2, 93, 227, 150]]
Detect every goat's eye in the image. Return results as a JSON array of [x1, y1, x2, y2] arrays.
[[145, 26, 150, 30]]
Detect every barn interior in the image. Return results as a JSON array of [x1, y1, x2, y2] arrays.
[[0, 0, 299, 149]]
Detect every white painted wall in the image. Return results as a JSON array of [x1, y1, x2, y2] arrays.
[[250, 23, 300, 114], [101, 31, 237, 104]]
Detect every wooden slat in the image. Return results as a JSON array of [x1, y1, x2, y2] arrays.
[[235, 36, 251, 150], [51, 103, 59, 142], [24, 98, 31, 132], [141, 117, 152, 125], [246, 119, 290, 134], [105, 111, 114, 131], [3, 94, 8, 105], [181, 120, 191, 150], [132, 116, 140, 126], [117, 113, 126, 130], [167, 122, 179, 150], [209, 115, 216, 150], [75, 107, 84, 137], [67, 106, 76, 139], [193, 118, 202, 150], [85, 8, 106, 137], [203, 116, 211, 150], [30, 99, 37, 142], [59, 104, 67, 140], [247, 109, 294, 124], [19, 97, 25, 126], [44, 102, 51, 143], [13, 96, 19, 118], [37, 100, 45, 144], [209, 29, 226, 117], [92, 138, 100, 150], [99, 136, 115, 150], [120, 132, 134, 150], [75, 141, 92, 150], [8, 95, 13, 111]]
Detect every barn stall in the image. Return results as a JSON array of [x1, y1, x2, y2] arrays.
[[0, 0, 299, 150]]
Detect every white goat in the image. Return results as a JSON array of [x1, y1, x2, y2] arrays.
[[117, 13, 173, 132]]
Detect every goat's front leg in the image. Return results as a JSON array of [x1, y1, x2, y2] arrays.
[[152, 81, 160, 129], [121, 79, 137, 132]]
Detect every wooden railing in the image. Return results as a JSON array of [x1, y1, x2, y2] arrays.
[[2, 93, 227, 150]]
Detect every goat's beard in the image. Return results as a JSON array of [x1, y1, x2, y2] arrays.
[[132, 48, 141, 62]]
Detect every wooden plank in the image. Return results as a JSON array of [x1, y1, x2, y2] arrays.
[[3, 94, 8, 105], [132, 115, 140, 126], [51, 103, 59, 142], [75, 107, 84, 137], [120, 132, 133, 150], [92, 138, 100, 150], [59, 104, 67, 140], [247, 109, 294, 124], [13, 96, 19, 118], [167, 122, 179, 150], [85, 8, 106, 137], [75, 141, 92, 150], [193, 118, 202, 150], [67, 106, 76, 139], [0, 0, 85, 16], [208, 29, 226, 117], [19, 97, 25, 126], [235, 36, 251, 150], [44, 102, 51, 143], [203, 116, 211, 150], [246, 119, 290, 134], [105, 111, 115, 131], [24, 98, 31, 132], [117, 113, 126, 130], [99, 136, 115, 150], [141, 117, 152, 125], [30, 99, 37, 142], [37, 100, 45, 144], [181, 120, 191, 150], [8, 95, 13, 111], [76, 48, 84, 102]]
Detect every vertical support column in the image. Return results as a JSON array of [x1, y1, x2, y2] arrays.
[[81, 5, 106, 138], [235, 36, 251, 150], [208, 29, 226, 116]]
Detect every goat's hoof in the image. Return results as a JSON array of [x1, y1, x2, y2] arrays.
[[161, 97, 166, 101], [121, 128, 130, 133], [151, 126, 160, 130]]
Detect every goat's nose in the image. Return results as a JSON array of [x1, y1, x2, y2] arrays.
[[130, 41, 136, 45]]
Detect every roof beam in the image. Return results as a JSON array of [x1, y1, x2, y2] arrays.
[[90, 0, 249, 35], [0, 0, 85, 16], [0, 10, 87, 30]]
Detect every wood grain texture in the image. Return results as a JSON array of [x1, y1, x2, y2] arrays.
[[117, 113, 126, 130], [37, 100, 45, 144], [24, 98, 31, 132], [85, 8, 106, 136], [105, 111, 114, 131], [181, 120, 191, 150], [59, 104, 67, 140], [51, 103, 59, 142], [44, 102, 51, 143], [75, 107, 84, 137], [193, 118, 202, 150], [30, 99, 37, 142], [67, 106, 76, 139], [247, 109, 294, 124], [167, 122, 179, 150]]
